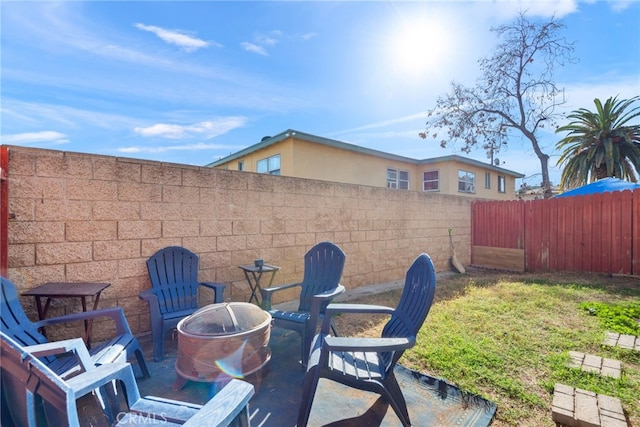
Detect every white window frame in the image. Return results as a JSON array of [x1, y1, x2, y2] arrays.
[[422, 170, 439, 192], [257, 154, 280, 175], [238, 160, 244, 171], [485, 172, 491, 189], [498, 175, 506, 193], [458, 170, 476, 194], [387, 168, 409, 190]]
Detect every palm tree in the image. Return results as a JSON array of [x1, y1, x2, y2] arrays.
[[555, 96, 640, 190]]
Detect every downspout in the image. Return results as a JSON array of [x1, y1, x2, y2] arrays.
[[1, 146, 8, 277]]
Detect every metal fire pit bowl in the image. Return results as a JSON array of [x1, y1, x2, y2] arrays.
[[176, 302, 271, 384]]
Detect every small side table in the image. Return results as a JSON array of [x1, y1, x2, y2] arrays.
[[238, 264, 279, 306], [22, 282, 110, 347]]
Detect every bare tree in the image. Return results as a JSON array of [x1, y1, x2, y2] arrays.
[[420, 13, 575, 198]]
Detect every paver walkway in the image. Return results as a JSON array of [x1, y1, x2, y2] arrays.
[[567, 351, 621, 379], [603, 332, 640, 352], [552, 384, 627, 427]]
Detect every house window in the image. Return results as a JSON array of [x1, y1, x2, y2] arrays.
[[238, 160, 244, 171], [485, 172, 491, 189], [257, 154, 280, 175], [387, 168, 409, 189], [458, 170, 476, 193], [423, 170, 439, 192], [498, 175, 506, 193]]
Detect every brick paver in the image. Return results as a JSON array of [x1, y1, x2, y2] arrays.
[[552, 384, 627, 427], [603, 332, 640, 352], [567, 351, 621, 379]]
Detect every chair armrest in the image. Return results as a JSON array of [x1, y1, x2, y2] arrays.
[[25, 338, 93, 372], [199, 282, 226, 304], [320, 303, 395, 333], [323, 336, 415, 353], [310, 285, 345, 314], [260, 282, 302, 310], [308, 284, 346, 336], [33, 306, 133, 336], [139, 288, 159, 301], [66, 362, 142, 405], [324, 303, 395, 316], [183, 379, 255, 427], [312, 284, 345, 304]]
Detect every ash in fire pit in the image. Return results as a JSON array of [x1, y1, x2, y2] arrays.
[[175, 302, 271, 389]]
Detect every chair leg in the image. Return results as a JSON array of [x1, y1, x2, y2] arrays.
[[134, 348, 151, 378], [152, 325, 165, 362], [296, 365, 321, 427], [300, 330, 308, 368], [381, 374, 411, 427]]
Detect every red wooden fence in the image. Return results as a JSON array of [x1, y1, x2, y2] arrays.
[[472, 189, 639, 275]]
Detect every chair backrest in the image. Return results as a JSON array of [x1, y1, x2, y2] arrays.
[[0, 277, 53, 363], [380, 253, 436, 369], [298, 242, 346, 312], [146, 246, 200, 314], [1, 331, 78, 427]]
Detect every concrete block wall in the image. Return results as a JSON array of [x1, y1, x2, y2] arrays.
[[3, 146, 471, 341]]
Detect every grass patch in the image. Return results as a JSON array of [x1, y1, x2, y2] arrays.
[[394, 274, 640, 427], [579, 300, 640, 335]]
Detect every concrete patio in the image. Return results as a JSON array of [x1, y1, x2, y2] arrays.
[[72, 278, 496, 427]]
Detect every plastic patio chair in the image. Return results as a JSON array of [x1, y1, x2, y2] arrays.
[[260, 241, 346, 366], [0, 276, 150, 380], [0, 331, 255, 427], [296, 253, 437, 427], [141, 246, 226, 361]]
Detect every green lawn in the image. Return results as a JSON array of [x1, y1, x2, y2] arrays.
[[400, 273, 640, 426]]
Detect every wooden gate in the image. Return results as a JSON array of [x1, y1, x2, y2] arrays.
[[472, 189, 639, 275]]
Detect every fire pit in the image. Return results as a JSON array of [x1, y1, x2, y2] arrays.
[[175, 302, 271, 388]]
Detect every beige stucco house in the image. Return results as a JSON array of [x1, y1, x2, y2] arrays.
[[208, 129, 524, 200]]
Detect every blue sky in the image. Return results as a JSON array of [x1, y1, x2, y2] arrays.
[[2, 1, 639, 187]]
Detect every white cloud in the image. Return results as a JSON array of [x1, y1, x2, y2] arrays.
[[117, 142, 242, 154], [608, 0, 634, 12], [301, 32, 318, 41], [255, 31, 281, 47], [559, 75, 640, 113], [241, 30, 283, 56], [135, 23, 217, 52], [2, 99, 142, 130], [1, 131, 69, 145], [241, 42, 268, 56], [134, 117, 248, 139], [487, 0, 579, 19]]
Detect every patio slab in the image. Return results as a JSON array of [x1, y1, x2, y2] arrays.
[[78, 327, 497, 426]]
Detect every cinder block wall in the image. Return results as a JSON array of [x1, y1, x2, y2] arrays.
[[4, 146, 471, 341]]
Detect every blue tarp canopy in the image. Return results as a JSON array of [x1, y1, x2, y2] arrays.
[[555, 177, 640, 198]]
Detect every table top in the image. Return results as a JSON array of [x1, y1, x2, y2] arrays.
[[238, 264, 280, 273], [22, 282, 110, 297]]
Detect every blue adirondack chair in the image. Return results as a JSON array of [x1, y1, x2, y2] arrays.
[[0, 331, 255, 427], [260, 241, 346, 366], [141, 246, 226, 361], [296, 253, 437, 427], [0, 277, 149, 380]]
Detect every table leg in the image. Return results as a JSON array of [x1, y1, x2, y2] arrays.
[[34, 296, 51, 338], [243, 270, 259, 305], [83, 292, 104, 348], [253, 270, 264, 305], [250, 270, 265, 305]]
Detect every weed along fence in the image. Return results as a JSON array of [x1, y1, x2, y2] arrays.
[[0, 145, 471, 341], [472, 189, 640, 275]]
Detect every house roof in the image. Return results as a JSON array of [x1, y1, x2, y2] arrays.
[[207, 129, 524, 178], [554, 177, 640, 198]]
